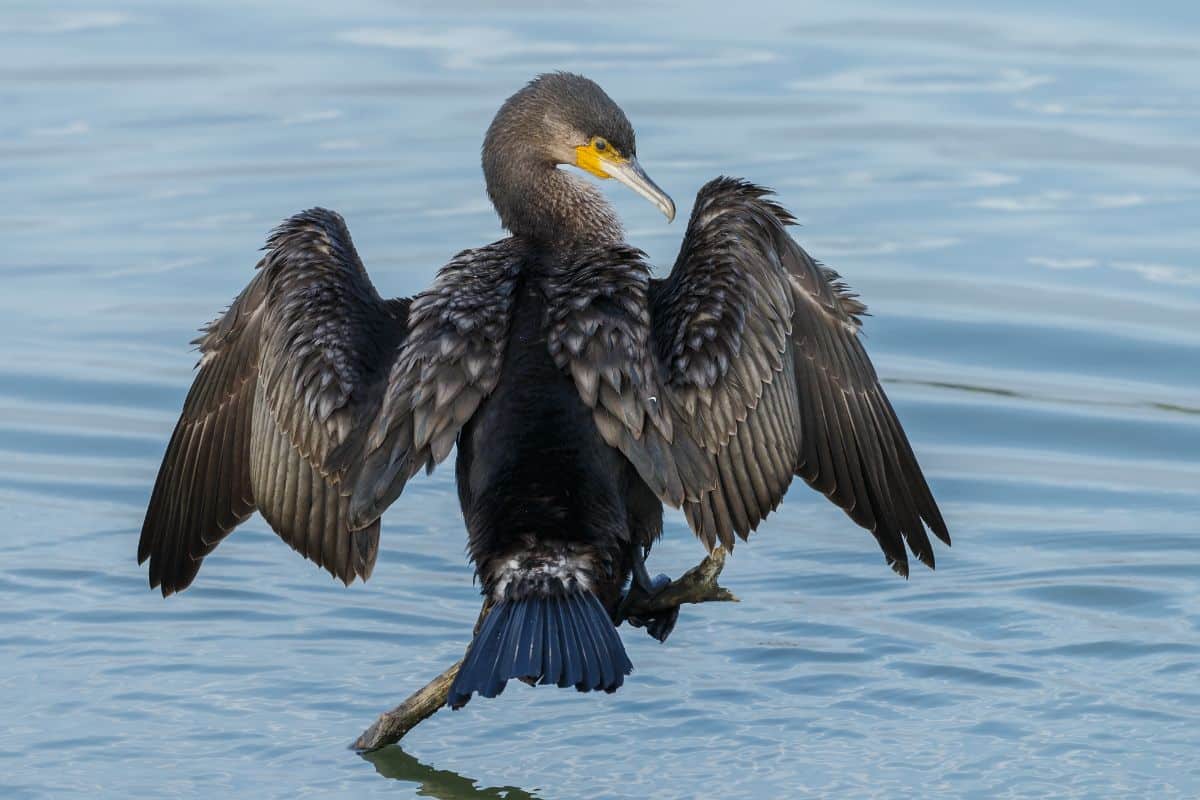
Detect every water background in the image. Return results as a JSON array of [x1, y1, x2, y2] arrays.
[[2, 1, 1198, 797]]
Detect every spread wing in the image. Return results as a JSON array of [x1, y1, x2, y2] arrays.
[[139, 209, 407, 594], [139, 210, 516, 595], [650, 178, 949, 576]]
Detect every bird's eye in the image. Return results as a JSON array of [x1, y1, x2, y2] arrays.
[[593, 137, 608, 152]]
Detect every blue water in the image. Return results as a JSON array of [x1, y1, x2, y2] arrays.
[[2, 2, 1198, 797]]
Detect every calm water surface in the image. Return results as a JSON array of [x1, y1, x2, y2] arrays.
[[2, 1, 1199, 797]]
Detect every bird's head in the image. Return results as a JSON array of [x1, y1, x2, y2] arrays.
[[483, 72, 676, 229]]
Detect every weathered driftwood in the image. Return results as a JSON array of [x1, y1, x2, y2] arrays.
[[351, 548, 737, 752]]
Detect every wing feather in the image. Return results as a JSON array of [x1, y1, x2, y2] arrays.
[[652, 177, 949, 574], [338, 240, 524, 528], [544, 245, 714, 510], [139, 271, 264, 595], [142, 206, 510, 595], [139, 209, 404, 594]]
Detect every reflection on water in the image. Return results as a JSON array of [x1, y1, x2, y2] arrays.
[[1, 0, 1199, 798], [366, 748, 542, 800]]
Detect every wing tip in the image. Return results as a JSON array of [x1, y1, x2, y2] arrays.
[[928, 515, 952, 548], [147, 562, 188, 598], [351, 524, 381, 583], [347, 491, 385, 533]]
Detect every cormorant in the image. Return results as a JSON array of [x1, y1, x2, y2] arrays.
[[138, 72, 949, 708]]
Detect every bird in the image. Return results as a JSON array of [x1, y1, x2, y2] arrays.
[[138, 72, 949, 709]]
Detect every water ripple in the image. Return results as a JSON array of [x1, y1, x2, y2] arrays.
[[2, 1, 1199, 798]]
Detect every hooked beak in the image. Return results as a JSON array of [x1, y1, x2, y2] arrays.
[[605, 157, 676, 222]]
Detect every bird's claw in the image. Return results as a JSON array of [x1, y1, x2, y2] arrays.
[[621, 572, 679, 643]]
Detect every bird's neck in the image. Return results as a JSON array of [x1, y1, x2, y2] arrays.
[[487, 161, 623, 249]]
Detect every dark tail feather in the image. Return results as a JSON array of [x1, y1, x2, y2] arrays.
[[567, 593, 601, 691], [448, 591, 632, 709], [552, 598, 579, 688]]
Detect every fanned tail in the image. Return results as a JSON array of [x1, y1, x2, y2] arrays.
[[448, 591, 632, 709]]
